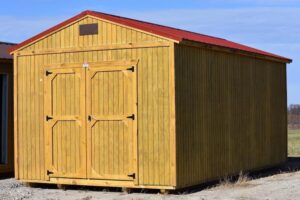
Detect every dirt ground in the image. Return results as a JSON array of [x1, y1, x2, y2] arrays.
[[1, 157, 300, 200]]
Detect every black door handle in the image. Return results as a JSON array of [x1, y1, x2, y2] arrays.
[[127, 173, 135, 179], [127, 114, 135, 120], [47, 170, 54, 176], [46, 116, 53, 121]]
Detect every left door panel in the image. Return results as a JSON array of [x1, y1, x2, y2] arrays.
[[44, 67, 86, 179]]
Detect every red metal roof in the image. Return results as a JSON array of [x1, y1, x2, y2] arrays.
[[10, 10, 292, 63]]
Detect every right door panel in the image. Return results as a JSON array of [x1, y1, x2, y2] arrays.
[[86, 65, 137, 181]]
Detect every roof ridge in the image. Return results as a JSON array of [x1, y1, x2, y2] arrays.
[[89, 10, 228, 42]]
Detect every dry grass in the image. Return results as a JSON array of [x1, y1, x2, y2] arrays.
[[215, 172, 253, 189]]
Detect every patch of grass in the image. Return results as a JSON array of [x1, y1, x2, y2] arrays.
[[288, 129, 300, 156], [216, 172, 253, 189]]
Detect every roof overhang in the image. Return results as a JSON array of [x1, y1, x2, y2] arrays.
[[181, 39, 292, 64]]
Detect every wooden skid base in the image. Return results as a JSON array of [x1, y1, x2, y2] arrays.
[[57, 184, 67, 190], [18, 178, 176, 190], [160, 189, 170, 194], [24, 182, 38, 188], [122, 187, 132, 193]]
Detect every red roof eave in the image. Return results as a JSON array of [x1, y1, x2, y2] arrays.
[[181, 39, 292, 63]]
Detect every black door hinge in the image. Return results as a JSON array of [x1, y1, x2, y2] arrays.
[[127, 114, 135, 120], [46, 115, 53, 121], [88, 115, 92, 121], [126, 66, 135, 72], [128, 173, 136, 179], [47, 170, 54, 176], [46, 71, 53, 76]]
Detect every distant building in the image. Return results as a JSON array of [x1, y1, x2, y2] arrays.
[[0, 41, 15, 176]]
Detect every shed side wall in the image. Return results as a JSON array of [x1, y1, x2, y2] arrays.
[[175, 44, 287, 188], [15, 16, 174, 187]]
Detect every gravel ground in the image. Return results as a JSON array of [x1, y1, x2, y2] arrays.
[[1, 158, 300, 200]]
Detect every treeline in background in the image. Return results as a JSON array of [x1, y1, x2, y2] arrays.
[[288, 104, 300, 129]]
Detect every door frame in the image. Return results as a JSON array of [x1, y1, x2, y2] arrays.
[[43, 60, 139, 184], [86, 60, 139, 185]]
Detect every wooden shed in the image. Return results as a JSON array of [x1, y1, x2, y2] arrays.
[[0, 42, 14, 176], [10, 11, 292, 190]]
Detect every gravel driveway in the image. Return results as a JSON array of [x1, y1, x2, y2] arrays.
[[1, 158, 300, 200]]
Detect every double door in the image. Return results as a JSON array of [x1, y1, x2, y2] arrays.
[[44, 62, 137, 182]]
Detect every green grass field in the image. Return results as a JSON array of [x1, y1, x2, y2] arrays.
[[288, 129, 300, 156]]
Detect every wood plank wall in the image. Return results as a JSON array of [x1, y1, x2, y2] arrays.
[[22, 17, 166, 52], [15, 16, 173, 187], [175, 44, 287, 188]]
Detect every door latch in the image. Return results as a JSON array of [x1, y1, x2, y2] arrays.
[[46, 115, 53, 121], [47, 170, 54, 176], [127, 114, 135, 120], [83, 63, 89, 68], [127, 173, 136, 179], [46, 71, 53, 76]]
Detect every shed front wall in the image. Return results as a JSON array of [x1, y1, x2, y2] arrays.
[[14, 16, 175, 188], [0, 60, 14, 175], [175, 44, 287, 188]]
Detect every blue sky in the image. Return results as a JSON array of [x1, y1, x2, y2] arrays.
[[1, 0, 299, 104]]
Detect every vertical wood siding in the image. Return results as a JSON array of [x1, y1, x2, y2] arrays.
[[15, 17, 173, 186], [175, 44, 287, 188], [17, 55, 45, 180], [20, 16, 167, 52]]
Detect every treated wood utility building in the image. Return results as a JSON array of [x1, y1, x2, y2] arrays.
[[10, 10, 292, 190], [0, 42, 14, 176]]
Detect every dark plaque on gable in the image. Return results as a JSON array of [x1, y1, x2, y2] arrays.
[[79, 23, 98, 36]]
